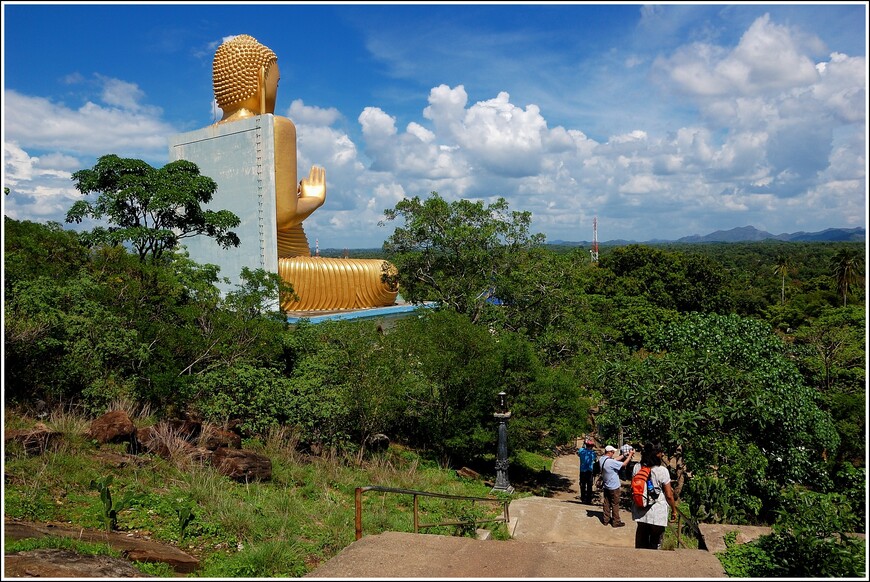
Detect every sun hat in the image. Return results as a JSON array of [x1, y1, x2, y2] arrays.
[[604, 445, 617, 453]]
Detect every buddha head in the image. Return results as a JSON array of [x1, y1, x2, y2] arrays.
[[213, 34, 279, 121]]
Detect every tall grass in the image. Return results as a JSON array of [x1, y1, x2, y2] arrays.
[[46, 403, 91, 437], [146, 422, 211, 470], [3, 405, 506, 577], [106, 395, 153, 423]]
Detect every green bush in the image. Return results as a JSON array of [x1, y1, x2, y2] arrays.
[[831, 463, 866, 533], [718, 488, 866, 578], [190, 364, 295, 436], [717, 530, 778, 577]]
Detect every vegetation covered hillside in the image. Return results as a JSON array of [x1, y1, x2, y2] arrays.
[[3, 171, 866, 576]]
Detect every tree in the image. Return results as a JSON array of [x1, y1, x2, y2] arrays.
[[3, 217, 89, 289], [387, 309, 507, 465], [772, 253, 793, 305], [830, 248, 864, 307], [794, 306, 865, 394], [599, 244, 731, 313], [488, 246, 641, 364], [596, 312, 840, 523], [381, 192, 545, 323], [3, 217, 286, 413], [793, 305, 866, 465], [67, 154, 241, 263], [279, 319, 413, 453], [190, 363, 296, 437]]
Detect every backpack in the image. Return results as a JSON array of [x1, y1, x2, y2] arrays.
[[595, 458, 605, 490], [632, 466, 660, 508]]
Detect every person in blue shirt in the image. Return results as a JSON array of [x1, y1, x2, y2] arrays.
[[577, 439, 597, 504], [599, 444, 632, 527]]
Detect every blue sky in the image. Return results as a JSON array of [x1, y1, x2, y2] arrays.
[[3, 2, 867, 249]]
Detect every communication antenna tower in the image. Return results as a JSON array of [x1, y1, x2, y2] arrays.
[[590, 217, 599, 264]]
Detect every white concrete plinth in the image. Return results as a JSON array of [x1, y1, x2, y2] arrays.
[[169, 116, 278, 294]]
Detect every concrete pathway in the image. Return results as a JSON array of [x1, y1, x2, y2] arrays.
[[306, 530, 727, 578], [509, 496, 637, 546], [307, 453, 727, 578]]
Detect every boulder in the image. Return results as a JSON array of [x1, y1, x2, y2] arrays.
[[212, 447, 272, 482], [457, 467, 481, 480], [88, 411, 135, 445], [165, 419, 202, 442], [4, 548, 151, 578], [4, 425, 61, 456], [367, 433, 390, 453], [134, 425, 212, 464], [201, 427, 242, 450], [5, 520, 199, 574]]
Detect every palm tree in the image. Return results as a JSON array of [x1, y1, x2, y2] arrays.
[[773, 254, 792, 305], [831, 249, 864, 307]]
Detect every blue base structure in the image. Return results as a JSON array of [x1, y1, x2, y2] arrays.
[[286, 302, 435, 325]]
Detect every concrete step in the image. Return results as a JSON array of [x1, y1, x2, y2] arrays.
[[305, 530, 726, 578], [307, 495, 726, 578]]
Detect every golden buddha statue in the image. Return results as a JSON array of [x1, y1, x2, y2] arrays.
[[212, 34, 398, 311]]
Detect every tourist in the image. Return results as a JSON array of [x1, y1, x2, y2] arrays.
[[577, 439, 597, 504], [619, 442, 635, 480], [631, 442, 678, 549], [599, 444, 632, 527]]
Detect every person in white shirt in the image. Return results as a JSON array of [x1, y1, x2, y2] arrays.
[[631, 442, 678, 549], [599, 444, 632, 527]]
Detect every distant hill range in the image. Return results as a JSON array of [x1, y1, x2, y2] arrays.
[[551, 226, 865, 246], [320, 226, 865, 255]]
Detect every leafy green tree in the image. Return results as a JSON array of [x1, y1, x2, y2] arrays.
[[168, 267, 289, 378], [830, 248, 864, 307], [492, 332, 588, 454], [794, 306, 865, 393], [793, 305, 865, 465], [381, 192, 545, 323], [3, 218, 88, 288], [3, 217, 287, 414], [596, 312, 840, 523], [756, 488, 864, 577], [280, 319, 414, 453], [717, 485, 865, 577], [67, 154, 241, 263], [190, 363, 296, 436], [599, 244, 731, 313], [487, 247, 626, 363], [772, 253, 793, 305], [386, 309, 506, 464], [4, 270, 148, 409]]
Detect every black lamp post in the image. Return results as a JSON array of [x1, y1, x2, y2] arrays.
[[491, 391, 514, 494]]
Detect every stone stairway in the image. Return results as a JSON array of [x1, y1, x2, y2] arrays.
[[306, 454, 727, 578]]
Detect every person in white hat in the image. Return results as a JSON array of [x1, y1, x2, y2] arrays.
[[598, 444, 632, 527]]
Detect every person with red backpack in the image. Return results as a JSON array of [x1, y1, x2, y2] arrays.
[[631, 442, 678, 549]]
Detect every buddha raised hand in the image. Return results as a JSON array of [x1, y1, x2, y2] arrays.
[[212, 35, 398, 310]]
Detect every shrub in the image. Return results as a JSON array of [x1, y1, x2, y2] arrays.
[[717, 530, 778, 577], [189, 364, 295, 437], [718, 487, 866, 578]]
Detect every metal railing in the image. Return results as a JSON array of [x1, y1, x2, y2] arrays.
[[354, 485, 511, 540], [672, 504, 706, 549]]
